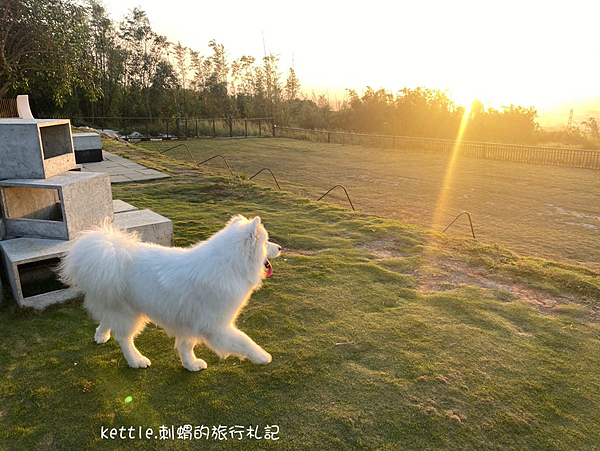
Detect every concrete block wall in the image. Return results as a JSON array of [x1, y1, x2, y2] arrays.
[[0, 119, 75, 179], [0, 238, 76, 308], [0, 172, 114, 240], [72, 133, 103, 163], [72, 133, 102, 151]]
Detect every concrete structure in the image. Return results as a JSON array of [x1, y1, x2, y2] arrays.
[[72, 132, 103, 163], [0, 119, 76, 179], [16, 95, 34, 119], [113, 199, 138, 214], [0, 195, 5, 239], [0, 172, 113, 240], [114, 209, 173, 246], [0, 237, 79, 309], [0, 201, 172, 308], [0, 109, 173, 309]]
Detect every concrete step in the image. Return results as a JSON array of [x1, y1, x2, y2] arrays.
[[113, 209, 173, 247], [112, 199, 138, 214]]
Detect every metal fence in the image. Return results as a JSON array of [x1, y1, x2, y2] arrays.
[[275, 127, 600, 170], [0, 99, 18, 118], [49, 116, 275, 140]]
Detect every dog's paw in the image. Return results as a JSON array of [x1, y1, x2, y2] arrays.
[[94, 329, 111, 344], [128, 355, 151, 369], [252, 350, 272, 365], [183, 358, 207, 372]]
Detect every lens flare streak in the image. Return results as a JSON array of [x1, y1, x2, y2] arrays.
[[431, 102, 473, 230]]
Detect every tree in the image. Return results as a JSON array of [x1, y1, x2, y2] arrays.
[[208, 40, 228, 84], [189, 49, 206, 90], [285, 68, 300, 101], [150, 60, 179, 117], [86, 0, 125, 116], [262, 54, 282, 118], [581, 117, 599, 140], [230, 55, 255, 97], [173, 41, 188, 115], [497, 105, 539, 143], [0, 0, 98, 106], [120, 8, 170, 117]]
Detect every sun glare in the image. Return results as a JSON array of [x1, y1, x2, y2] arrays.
[[430, 100, 474, 231]]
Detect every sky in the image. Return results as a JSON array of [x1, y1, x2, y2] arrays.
[[99, 0, 600, 126]]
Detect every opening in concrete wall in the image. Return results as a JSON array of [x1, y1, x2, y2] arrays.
[[18, 258, 67, 298], [40, 123, 72, 159], [3, 186, 63, 221]]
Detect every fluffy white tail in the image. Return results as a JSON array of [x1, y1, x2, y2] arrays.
[[59, 223, 140, 311]]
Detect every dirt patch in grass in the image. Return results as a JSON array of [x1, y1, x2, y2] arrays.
[[416, 256, 591, 317], [359, 237, 406, 258]]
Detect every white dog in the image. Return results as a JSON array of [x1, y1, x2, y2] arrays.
[[59, 215, 281, 371]]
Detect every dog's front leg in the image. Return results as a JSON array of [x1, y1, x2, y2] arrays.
[[175, 337, 207, 372], [116, 335, 151, 369], [206, 327, 272, 365], [94, 321, 111, 344]]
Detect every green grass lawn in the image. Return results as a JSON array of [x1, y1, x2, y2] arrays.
[[1, 142, 599, 450], [141, 137, 600, 272]]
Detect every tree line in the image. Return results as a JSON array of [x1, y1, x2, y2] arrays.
[[328, 88, 599, 148], [1, 0, 304, 122], [1, 0, 598, 148]]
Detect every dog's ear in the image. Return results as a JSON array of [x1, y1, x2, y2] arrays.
[[249, 216, 261, 238], [228, 215, 246, 225]]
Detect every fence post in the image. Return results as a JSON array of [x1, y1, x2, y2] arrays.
[[272, 118, 275, 137], [166, 119, 169, 139], [176, 116, 180, 138], [229, 115, 233, 137], [196, 120, 198, 138], [101, 117, 104, 131], [259, 119, 262, 137], [245, 119, 248, 137], [213, 119, 216, 136], [328, 132, 331, 143], [145, 118, 149, 138], [185, 119, 188, 138]]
